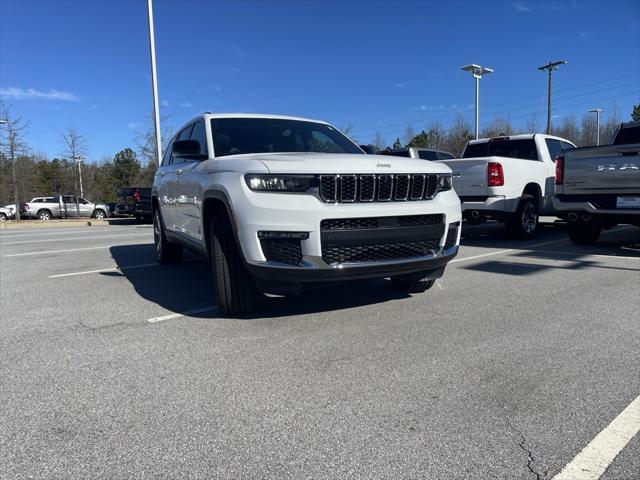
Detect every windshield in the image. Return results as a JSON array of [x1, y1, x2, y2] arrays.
[[463, 138, 539, 160], [210, 118, 362, 157]]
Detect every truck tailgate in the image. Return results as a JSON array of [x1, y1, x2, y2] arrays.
[[562, 143, 640, 195], [439, 158, 489, 197]]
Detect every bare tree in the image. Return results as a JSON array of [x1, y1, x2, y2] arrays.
[[403, 125, 416, 146], [444, 114, 473, 156], [340, 123, 358, 144], [553, 116, 580, 144], [136, 112, 173, 167], [601, 105, 621, 145], [526, 112, 539, 134], [372, 131, 386, 151], [60, 126, 88, 218], [580, 113, 597, 147], [0, 102, 30, 221]]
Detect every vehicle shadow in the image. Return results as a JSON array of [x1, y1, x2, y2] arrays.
[[105, 244, 409, 320], [460, 221, 640, 277]]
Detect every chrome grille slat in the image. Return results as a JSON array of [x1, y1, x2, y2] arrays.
[[319, 174, 439, 203]]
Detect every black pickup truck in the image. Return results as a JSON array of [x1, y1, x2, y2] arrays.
[[115, 187, 152, 223]]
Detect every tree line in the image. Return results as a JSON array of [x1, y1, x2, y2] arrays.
[[367, 105, 638, 155], [1, 103, 639, 210]]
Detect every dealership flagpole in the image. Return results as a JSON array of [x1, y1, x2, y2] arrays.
[[147, 0, 162, 165]]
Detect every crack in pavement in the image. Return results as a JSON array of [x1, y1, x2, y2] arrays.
[[518, 432, 545, 480]]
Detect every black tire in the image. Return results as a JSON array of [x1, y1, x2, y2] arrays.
[[391, 275, 436, 294], [135, 215, 144, 223], [568, 219, 602, 245], [209, 214, 256, 315], [0, 213, 7, 221], [506, 195, 538, 239], [37, 209, 52, 221], [153, 209, 183, 264], [93, 209, 106, 220]]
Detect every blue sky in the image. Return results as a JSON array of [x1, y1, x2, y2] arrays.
[[1, 0, 638, 162]]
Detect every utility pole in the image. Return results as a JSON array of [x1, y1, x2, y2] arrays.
[[538, 60, 567, 135], [147, 0, 162, 165], [589, 108, 603, 145], [461, 64, 494, 140], [71, 155, 86, 198]]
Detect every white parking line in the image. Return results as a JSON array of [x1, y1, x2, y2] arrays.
[[146, 306, 217, 323], [451, 238, 569, 264], [542, 250, 640, 261], [4, 244, 148, 257], [48, 262, 159, 278], [1, 233, 149, 246], [553, 394, 640, 480], [48, 258, 201, 278]]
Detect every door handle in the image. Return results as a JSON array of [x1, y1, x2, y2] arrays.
[[176, 169, 183, 176]]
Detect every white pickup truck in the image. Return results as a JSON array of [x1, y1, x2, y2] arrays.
[[440, 134, 575, 238]]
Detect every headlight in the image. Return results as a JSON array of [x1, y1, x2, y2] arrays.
[[438, 174, 452, 191], [244, 174, 317, 192]]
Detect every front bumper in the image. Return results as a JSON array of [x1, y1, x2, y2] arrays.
[[247, 247, 458, 285], [553, 196, 640, 216]]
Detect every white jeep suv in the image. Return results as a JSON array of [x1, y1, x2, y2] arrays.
[[153, 113, 461, 314]]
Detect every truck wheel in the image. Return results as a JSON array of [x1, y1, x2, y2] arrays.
[[506, 195, 538, 239], [153, 209, 183, 264], [568, 219, 602, 245], [37, 209, 52, 221], [0, 213, 6, 221], [93, 209, 106, 220], [391, 275, 436, 294], [209, 214, 256, 315]]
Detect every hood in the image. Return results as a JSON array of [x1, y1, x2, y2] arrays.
[[224, 152, 452, 175]]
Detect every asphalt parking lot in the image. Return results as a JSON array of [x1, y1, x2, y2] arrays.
[[1, 220, 638, 479]]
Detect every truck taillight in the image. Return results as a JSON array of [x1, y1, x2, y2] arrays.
[[555, 156, 564, 185], [487, 162, 504, 187]]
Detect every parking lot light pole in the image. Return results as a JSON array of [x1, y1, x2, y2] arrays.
[[589, 108, 603, 145], [147, 0, 162, 166], [461, 64, 494, 140], [538, 60, 567, 135]]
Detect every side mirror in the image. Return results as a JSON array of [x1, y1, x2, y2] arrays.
[[359, 144, 375, 154], [172, 140, 207, 160]]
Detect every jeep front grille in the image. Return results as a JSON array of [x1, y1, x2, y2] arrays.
[[319, 174, 439, 203]]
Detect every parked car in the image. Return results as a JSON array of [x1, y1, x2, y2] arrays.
[[153, 113, 462, 314], [116, 187, 152, 222], [439, 134, 575, 238], [0, 206, 13, 221], [554, 121, 640, 244], [22, 195, 110, 220], [379, 147, 456, 161]]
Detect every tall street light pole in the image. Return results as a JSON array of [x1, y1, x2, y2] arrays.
[[538, 60, 567, 135], [461, 64, 494, 140], [147, 0, 162, 166], [589, 108, 603, 145]]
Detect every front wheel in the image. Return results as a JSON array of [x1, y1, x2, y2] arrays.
[[153, 209, 183, 264], [568, 219, 602, 245], [506, 195, 538, 239], [37, 209, 52, 221], [209, 214, 257, 315], [93, 209, 106, 220]]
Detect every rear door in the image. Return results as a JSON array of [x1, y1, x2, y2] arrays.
[[177, 119, 209, 239]]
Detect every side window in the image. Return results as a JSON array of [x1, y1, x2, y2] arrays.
[[173, 125, 194, 165], [63, 195, 74, 204], [418, 150, 438, 160], [545, 138, 562, 160], [437, 152, 455, 160], [189, 121, 208, 156], [560, 141, 575, 152], [161, 136, 174, 166]]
